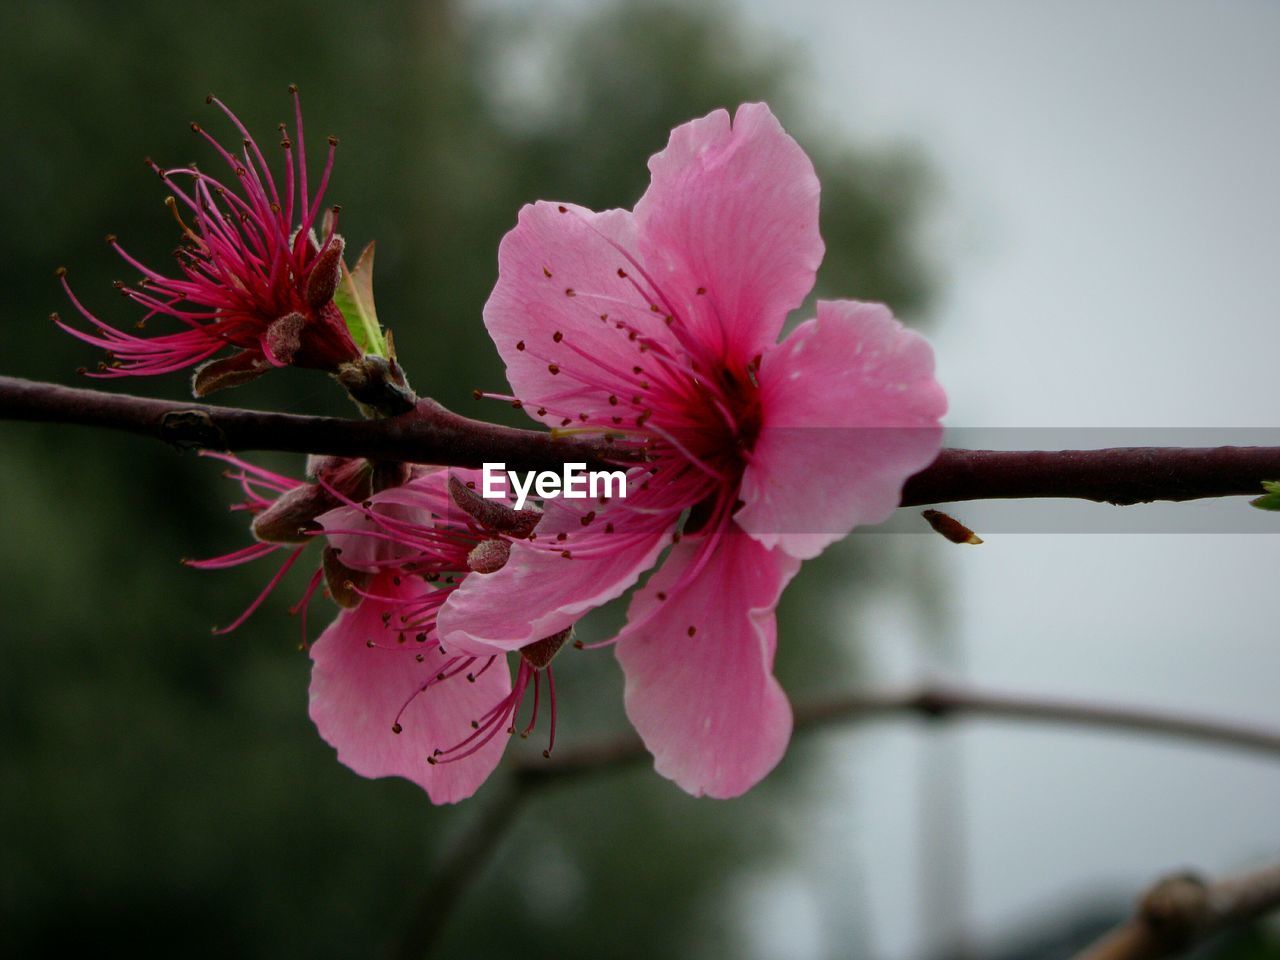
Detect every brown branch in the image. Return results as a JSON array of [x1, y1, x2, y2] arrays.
[[0, 375, 617, 474], [513, 682, 1280, 786], [900, 447, 1280, 506], [5, 376, 1280, 506], [1071, 862, 1280, 960]]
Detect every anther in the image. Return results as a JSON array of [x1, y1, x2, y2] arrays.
[[565, 288, 575, 297], [328, 135, 339, 146], [543, 266, 552, 278], [552, 331, 563, 342], [557, 205, 567, 213], [696, 286, 707, 295], [547, 363, 560, 375], [391, 723, 403, 734], [687, 626, 697, 637], [516, 340, 525, 351]]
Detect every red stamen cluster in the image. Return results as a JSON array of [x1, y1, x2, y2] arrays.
[[55, 87, 361, 388]]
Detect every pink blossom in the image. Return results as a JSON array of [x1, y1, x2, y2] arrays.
[[441, 103, 946, 798], [189, 454, 563, 803], [309, 469, 564, 802], [55, 88, 361, 390]]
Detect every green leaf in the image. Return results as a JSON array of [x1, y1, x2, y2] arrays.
[[332, 241, 387, 357], [1250, 481, 1280, 511]]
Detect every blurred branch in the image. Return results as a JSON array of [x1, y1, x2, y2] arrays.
[[1071, 862, 1280, 960], [398, 682, 1280, 958], [515, 682, 1280, 785], [6, 376, 1280, 506], [393, 783, 528, 960]]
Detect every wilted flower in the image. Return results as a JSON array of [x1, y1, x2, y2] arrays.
[[442, 103, 947, 798], [55, 88, 362, 392]]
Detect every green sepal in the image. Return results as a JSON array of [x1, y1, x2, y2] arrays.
[[333, 240, 388, 358]]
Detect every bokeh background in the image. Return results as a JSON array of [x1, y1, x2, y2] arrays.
[[1, 1, 1277, 957]]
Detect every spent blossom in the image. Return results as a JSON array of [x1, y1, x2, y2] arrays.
[[442, 103, 947, 798], [55, 87, 363, 393]]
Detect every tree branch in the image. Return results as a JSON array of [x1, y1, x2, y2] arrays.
[[0, 375, 618, 474], [5, 376, 1280, 506], [395, 682, 1280, 959], [1071, 862, 1280, 960], [513, 682, 1280, 786]]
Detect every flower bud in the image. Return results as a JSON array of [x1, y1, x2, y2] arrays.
[[335, 354, 416, 417]]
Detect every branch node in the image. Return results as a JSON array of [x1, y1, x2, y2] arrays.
[[159, 409, 228, 451], [1138, 873, 1210, 946]]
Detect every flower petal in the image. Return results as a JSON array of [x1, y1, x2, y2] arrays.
[[634, 102, 823, 363], [437, 495, 677, 656], [316, 467, 481, 571], [484, 202, 679, 429], [615, 529, 800, 798], [308, 574, 511, 803], [736, 299, 947, 560]]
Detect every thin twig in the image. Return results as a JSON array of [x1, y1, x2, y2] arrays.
[[392, 783, 529, 960], [514, 682, 1280, 785], [1071, 862, 1280, 960], [5, 376, 1280, 505], [396, 683, 1280, 959]]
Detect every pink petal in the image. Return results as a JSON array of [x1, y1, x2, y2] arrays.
[[484, 203, 681, 428], [736, 299, 947, 560], [615, 529, 801, 798], [634, 102, 823, 364], [437, 496, 678, 656], [308, 574, 512, 803], [316, 468, 480, 570]]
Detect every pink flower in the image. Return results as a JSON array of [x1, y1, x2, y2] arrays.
[[441, 103, 946, 798], [308, 469, 564, 802], [55, 88, 361, 391], [189, 456, 554, 802]]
